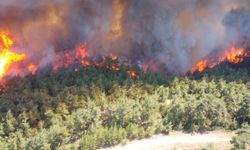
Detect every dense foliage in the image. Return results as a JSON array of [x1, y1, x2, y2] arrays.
[[0, 62, 249, 150], [231, 124, 250, 150]]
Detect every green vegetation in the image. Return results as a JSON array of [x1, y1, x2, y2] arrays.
[[0, 62, 249, 149], [231, 124, 250, 150]]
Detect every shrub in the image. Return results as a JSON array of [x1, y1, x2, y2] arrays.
[[79, 126, 127, 149], [125, 124, 145, 139], [0, 63, 249, 149], [236, 94, 250, 125], [165, 94, 228, 132], [231, 124, 250, 150], [26, 124, 69, 150]]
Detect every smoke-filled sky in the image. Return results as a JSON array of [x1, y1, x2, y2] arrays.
[[0, 0, 250, 74]]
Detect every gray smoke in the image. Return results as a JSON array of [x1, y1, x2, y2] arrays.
[[0, 0, 249, 74], [224, 7, 250, 48]]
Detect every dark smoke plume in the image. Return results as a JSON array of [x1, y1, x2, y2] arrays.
[[0, 0, 250, 74]]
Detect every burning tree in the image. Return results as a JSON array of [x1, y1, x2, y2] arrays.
[[0, 33, 26, 80]]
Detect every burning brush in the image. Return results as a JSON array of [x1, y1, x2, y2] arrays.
[[191, 46, 250, 73], [0, 34, 140, 81], [0, 0, 250, 77], [0, 30, 249, 82]]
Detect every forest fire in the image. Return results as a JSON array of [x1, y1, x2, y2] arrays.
[[0, 31, 248, 81], [0, 35, 139, 81], [55, 44, 138, 78], [0, 34, 249, 81], [62, 46, 138, 77], [0, 32, 140, 80], [1, 1, 250, 149], [0, 33, 26, 80], [191, 46, 249, 73], [0, 0, 249, 79]]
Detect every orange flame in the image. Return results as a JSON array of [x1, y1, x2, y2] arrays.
[[127, 70, 136, 77], [127, 70, 139, 80], [225, 47, 246, 63], [75, 44, 91, 67], [0, 33, 26, 79], [192, 46, 249, 73], [191, 60, 208, 73], [52, 44, 139, 79], [27, 63, 37, 75]]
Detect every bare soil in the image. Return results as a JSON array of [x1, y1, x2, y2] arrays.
[[102, 131, 235, 150]]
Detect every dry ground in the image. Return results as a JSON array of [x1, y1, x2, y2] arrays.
[[102, 131, 235, 150]]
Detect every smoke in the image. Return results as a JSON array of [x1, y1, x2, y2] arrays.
[[0, 0, 250, 74], [223, 6, 250, 48]]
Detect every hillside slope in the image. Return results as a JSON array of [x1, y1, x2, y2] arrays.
[[0, 63, 249, 149]]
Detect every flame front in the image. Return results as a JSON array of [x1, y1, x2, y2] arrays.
[[225, 47, 246, 63], [192, 46, 249, 73], [0, 33, 26, 80], [53, 44, 138, 79], [191, 60, 208, 73]]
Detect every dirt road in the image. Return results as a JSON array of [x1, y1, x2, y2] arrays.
[[102, 131, 235, 150]]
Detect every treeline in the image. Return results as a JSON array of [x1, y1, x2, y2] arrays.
[[0, 62, 249, 149]]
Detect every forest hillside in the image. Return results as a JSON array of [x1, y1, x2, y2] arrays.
[[0, 61, 249, 150]]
